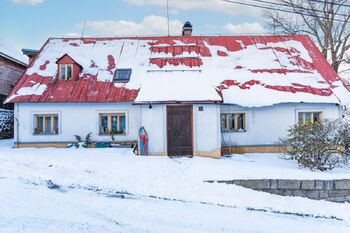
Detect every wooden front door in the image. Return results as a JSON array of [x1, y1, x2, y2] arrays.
[[167, 105, 193, 156]]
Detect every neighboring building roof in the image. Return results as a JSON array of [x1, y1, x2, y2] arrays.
[[5, 35, 350, 107], [0, 39, 28, 66], [22, 48, 39, 58]]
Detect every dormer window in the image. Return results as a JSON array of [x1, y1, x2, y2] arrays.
[[56, 54, 82, 81], [113, 69, 131, 82], [59, 64, 73, 80]]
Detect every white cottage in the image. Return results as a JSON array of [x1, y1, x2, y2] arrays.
[[6, 29, 350, 158]]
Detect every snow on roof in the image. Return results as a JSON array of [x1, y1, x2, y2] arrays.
[[5, 35, 350, 107], [0, 39, 28, 66]]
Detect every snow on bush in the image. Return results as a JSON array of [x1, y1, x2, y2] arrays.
[[280, 119, 350, 171], [0, 110, 14, 139]]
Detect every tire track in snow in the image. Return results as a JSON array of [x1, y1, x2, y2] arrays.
[[37, 179, 345, 222]]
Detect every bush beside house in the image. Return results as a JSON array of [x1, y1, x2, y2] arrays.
[[280, 119, 350, 171]]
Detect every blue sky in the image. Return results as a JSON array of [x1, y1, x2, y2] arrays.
[[0, 0, 266, 50]]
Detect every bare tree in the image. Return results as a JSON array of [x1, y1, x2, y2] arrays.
[[265, 0, 350, 74]]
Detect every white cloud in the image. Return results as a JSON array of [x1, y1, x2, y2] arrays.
[[11, 0, 44, 5], [65, 32, 81, 38], [124, 0, 262, 16], [83, 15, 183, 36], [223, 22, 266, 34]]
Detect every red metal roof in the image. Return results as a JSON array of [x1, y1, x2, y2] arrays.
[[5, 35, 349, 106]]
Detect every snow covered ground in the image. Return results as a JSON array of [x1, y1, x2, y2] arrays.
[[1, 139, 350, 233]]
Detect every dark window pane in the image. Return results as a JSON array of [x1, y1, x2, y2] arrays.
[[111, 115, 118, 132], [67, 65, 72, 80], [304, 112, 311, 122], [229, 114, 235, 131], [45, 117, 51, 133], [113, 69, 131, 82], [298, 112, 303, 125], [54, 116, 58, 134], [120, 115, 126, 133], [36, 116, 43, 134], [60, 65, 66, 80], [313, 112, 319, 123], [237, 114, 245, 131], [100, 115, 108, 134], [220, 114, 227, 131]]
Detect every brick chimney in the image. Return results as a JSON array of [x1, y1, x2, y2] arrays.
[[182, 21, 193, 36]]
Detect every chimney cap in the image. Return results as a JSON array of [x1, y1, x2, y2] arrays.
[[182, 21, 193, 36], [183, 21, 192, 30]]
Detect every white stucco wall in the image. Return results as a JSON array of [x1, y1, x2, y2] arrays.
[[221, 103, 342, 146], [15, 102, 221, 156], [139, 104, 221, 155], [140, 104, 167, 154], [193, 104, 221, 153], [15, 102, 141, 144], [15, 102, 339, 153]]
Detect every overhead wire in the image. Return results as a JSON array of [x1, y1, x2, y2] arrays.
[[248, 0, 350, 18], [222, 0, 350, 23], [309, 0, 350, 8]]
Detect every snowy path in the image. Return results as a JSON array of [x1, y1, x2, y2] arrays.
[[1, 177, 349, 233], [1, 139, 350, 232]]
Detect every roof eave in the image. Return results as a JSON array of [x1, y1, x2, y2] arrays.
[[133, 100, 223, 105], [0, 52, 27, 67]]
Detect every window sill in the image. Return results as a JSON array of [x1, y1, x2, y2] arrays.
[[98, 134, 127, 136], [221, 130, 247, 133], [113, 80, 130, 83], [33, 133, 59, 136]]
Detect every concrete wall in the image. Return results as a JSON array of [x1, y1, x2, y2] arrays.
[[221, 103, 341, 147]]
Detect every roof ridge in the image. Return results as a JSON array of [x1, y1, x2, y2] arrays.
[[47, 34, 311, 41]]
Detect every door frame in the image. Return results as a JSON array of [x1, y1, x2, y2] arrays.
[[166, 104, 194, 157]]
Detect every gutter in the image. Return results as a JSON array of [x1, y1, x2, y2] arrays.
[[0, 52, 27, 67], [132, 100, 223, 105]]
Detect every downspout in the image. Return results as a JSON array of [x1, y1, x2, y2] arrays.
[[138, 104, 142, 155], [216, 104, 221, 153], [15, 103, 19, 148], [339, 104, 343, 119]]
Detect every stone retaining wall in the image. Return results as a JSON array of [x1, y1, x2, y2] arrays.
[[210, 179, 350, 203]]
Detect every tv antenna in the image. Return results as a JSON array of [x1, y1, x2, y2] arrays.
[[81, 19, 87, 38], [166, 0, 170, 36]]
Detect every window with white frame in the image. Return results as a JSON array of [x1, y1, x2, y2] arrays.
[[59, 64, 73, 80], [298, 111, 322, 125], [34, 114, 59, 135], [221, 113, 246, 132], [99, 113, 126, 135]]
